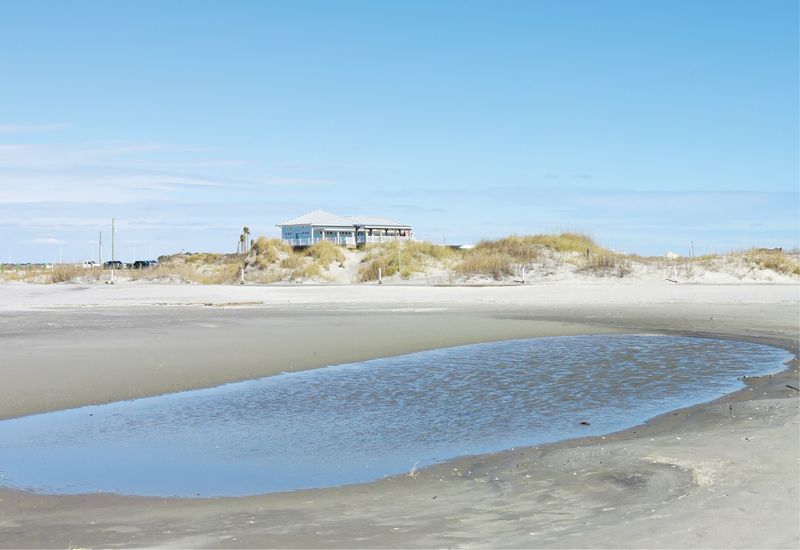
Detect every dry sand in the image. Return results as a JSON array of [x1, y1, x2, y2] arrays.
[[0, 280, 798, 548]]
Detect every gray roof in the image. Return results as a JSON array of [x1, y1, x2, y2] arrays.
[[277, 209, 356, 228], [345, 215, 411, 229]]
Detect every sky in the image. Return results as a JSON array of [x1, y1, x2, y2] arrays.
[[0, 0, 797, 262]]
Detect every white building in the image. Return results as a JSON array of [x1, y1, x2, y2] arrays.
[[278, 209, 413, 247]]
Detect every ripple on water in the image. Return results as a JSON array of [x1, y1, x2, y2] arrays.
[[0, 334, 791, 496]]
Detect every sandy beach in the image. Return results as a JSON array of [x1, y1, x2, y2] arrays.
[[0, 280, 798, 548]]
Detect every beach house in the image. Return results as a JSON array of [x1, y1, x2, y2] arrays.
[[278, 209, 413, 247]]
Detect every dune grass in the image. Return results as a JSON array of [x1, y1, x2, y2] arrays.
[[357, 241, 454, 281], [742, 248, 800, 276], [50, 264, 85, 283], [251, 237, 292, 264], [578, 252, 632, 278], [454, 233, 627, 279], [453, 250, 516, 279], [304, 240, 345, 267]]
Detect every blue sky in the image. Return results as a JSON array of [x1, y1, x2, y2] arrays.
[[0, 0, 797, 262]]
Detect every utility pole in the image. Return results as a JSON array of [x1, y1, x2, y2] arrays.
[[98, 231, 103, 264], [111, 218, 116, 262]]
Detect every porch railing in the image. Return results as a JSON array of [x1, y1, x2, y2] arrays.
[[282, 235, 413, 247]]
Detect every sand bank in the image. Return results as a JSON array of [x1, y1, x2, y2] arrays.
[[0, 281, 797, 548]]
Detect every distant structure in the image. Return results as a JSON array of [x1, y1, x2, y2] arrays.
[[278, 209, 413, 247]]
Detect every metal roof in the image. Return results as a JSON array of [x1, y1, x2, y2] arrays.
[[345, 215, 411, 228], [278, 210, 411, 229], [277, 209, 356, 228]]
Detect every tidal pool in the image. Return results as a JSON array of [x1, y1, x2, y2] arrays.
[[0, 334, 791, 497]]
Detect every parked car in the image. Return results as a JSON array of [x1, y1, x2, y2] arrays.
[[131, 260, 152, 269], [103, 260, 124, 269], [81, 260, 99, 269]]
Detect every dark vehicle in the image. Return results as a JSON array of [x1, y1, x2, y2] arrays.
[[132, 260, 152, 269], [103, 260, 124, 269]]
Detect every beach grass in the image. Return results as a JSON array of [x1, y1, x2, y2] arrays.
[[358, 241, 454, 281], [742, 248, 800, 276]]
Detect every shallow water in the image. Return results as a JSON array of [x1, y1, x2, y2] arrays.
[[0, 335, 791, 497]]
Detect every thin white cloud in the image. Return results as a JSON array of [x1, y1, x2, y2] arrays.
[[0, 123, 70, 134], [0, 140, 329, 204], [32, 237, 66, 245]]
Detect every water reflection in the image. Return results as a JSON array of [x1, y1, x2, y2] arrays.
[[0, 335, 790, 496]]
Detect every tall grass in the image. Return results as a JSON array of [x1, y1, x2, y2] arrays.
[[579, 253, 632, 278], [49, 264, 84, 283], [742, 248, 800, 276], [357, 241, 454, 281], [304, 240, 345, 266], [453, 250, 516, 279], [251, 237, 292, 264], [526, 232, 602, 254], [454, 233, 618, 279]]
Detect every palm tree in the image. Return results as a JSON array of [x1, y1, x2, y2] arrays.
[[243, 226, 251, 252], [239, 233, 246, 255]]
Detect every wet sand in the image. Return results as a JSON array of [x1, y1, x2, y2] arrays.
[[0, 282, 797, 548]]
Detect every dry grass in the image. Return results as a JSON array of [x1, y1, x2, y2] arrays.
[[304, 240, 345, 267], [357, 241, 454, 281], [453, 250, 516, 279], [252, 236, 292, 264], [526, 232, 603, 254], [144, 255, 241, 284], [741, 248, 800, 276], [49, 264, 85, 283], [454, 233, 620, 279], [579, 253, 632, 278]]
